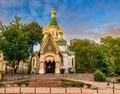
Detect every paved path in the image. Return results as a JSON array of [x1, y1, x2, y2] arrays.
[[0, 87, 120, 94], [62, 78, 120, 90], [79, 80, 120, 90], [1, 78, 120, 94]]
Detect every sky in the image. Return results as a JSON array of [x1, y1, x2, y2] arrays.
[[0, 0, 120, 50]]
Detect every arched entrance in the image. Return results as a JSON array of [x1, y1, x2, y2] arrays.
[[39, 53, 60, 74], [44, 55, 55, 73], [45, 60, 55, 73]]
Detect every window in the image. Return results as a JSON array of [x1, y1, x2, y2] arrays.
[[72, 58, 74, 66], [33, 58, 35, 66], [52, 31, 54, 36]]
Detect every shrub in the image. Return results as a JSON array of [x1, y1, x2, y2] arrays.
[[116, 76, 120, 83], [94, 70, 106, 82], [0, 81, 3, 87], [62, 81, 84, 87], [78, 82, 84, 87], [16, 81, 29, 86], [0, 71, 5, 75], [85, 83, 92, 88], [68, 68, 74, 74]]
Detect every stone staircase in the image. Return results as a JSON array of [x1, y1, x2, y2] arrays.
[[29, 78, 62, 87]]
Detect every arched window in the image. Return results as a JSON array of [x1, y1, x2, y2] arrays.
[[72, 58, 74, 66], [33, 58, 35, 66], [52, 31, 54, 36]]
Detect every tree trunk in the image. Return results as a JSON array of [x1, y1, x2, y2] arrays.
[[27, 55, 33, 74], [13, 61, 20, 74], [27, 44, 34, 74]]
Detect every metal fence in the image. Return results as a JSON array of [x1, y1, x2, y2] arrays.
[[0, 86, 98, 94], [0, 86, 119, 94]]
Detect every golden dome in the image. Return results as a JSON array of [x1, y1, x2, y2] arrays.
[[43, 29, 49, 34], [51, 9, 56, 15], [58, 29, 63, 34]]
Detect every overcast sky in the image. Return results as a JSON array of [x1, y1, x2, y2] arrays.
[[0, 0, 120, 50]]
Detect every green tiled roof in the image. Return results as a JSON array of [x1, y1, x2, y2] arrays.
[[49, 18, 58, 26], [56, 38, 67, 45]]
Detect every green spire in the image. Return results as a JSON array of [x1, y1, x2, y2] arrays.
[[49, 9, 58, 26], [49, 17, 58, 26]]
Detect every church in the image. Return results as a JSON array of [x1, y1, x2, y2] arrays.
[[32, 9, 75, 74]]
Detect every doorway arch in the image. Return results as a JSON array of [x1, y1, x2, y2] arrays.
[[44, 55, 55, 73], [45, 60, 55, 73]]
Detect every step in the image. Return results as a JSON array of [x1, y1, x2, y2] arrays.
[[29, 78, 62, 87]]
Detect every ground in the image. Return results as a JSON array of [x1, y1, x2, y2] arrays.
[[0, 79, 120, 94]]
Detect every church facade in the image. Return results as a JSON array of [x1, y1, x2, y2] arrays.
[[32, 9, 75, 74]]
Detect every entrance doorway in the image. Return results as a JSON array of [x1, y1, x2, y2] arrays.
[[45, 60, 55, 73]]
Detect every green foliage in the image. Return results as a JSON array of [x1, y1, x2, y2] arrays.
[[23, 22, 43, 55], [116, 76, 120, 83], [0, 16, 29, 73], [68, 68, 74, 74], [85, 83, 92, 88], [69, 39, 109, 74], [0, 81, 3, 87], [0, 17, 43, 74], [114, 64, 120, 75], [0, 71, 5, 75], [62, 81, 84, 87], [16, 81, 29, 86], [101, 36, 120, 76], [69, 37, 120, 76], [94, 70, 106, 82], [23, 22, 43, 74]]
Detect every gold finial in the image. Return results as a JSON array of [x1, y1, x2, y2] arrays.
[[51, 9, 56, 15], [51, 9, 56, 18]]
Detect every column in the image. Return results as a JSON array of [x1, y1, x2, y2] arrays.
[[39, 62, 45, 74], [55, 62, 60, 74]]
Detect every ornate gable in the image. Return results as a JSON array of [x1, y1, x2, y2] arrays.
[[43, 37, 56, 54], [39, 34, 61, 55]]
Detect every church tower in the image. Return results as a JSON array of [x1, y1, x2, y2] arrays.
[[43, 9, 66, 52], [32, 9, 75, 74]]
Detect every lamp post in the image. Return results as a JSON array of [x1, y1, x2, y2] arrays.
[[111, 77, 116, 93], [113, 81, 115, 93]]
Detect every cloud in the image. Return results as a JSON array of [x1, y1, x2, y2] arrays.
[[0, 0, 120, 44], [86, 25, 120, 43], [0, 0, 25, 8]]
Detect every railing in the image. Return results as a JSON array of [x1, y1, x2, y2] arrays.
[[0, 86, 97, 94], [0, 86, 119, 94]]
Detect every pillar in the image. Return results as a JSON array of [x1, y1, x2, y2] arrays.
[[55, 62, 60, 74], [39, 62, 45, 74]]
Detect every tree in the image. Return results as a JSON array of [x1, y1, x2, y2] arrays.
[[23, 22, 43, 73], [23, 22, 43, 54], [69, 39, 109, 73], [100, 36, 120, 75], [69, 39, 96, 73], [0, 16, 29, 73]]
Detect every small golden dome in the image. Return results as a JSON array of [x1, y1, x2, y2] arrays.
[[51, 9, 56, 15], [58, 29, 63, 34], [43, 29, 49, 34]]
